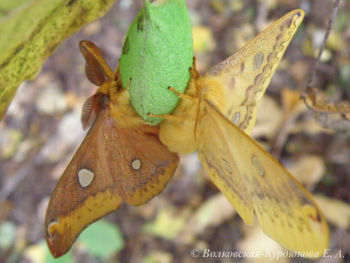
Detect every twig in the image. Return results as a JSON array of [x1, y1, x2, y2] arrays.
[[302, 0, 340, 102]]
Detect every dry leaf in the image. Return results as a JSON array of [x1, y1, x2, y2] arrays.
[[179, 193, 235, 244], [314, 195, 350, 229]]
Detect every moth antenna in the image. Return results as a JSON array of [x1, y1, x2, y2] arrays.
[[81, 93, 105, 130], [79, 41, 113, 86], [85, 55, 108, 86]]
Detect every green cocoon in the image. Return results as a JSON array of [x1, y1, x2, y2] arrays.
[[120, 0, 193, 125]]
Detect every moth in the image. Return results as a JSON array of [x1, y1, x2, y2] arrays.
[[44, 41, 179, 257], [154, 10, 329, 257]]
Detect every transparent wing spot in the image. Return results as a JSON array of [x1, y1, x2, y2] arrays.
[[47, 221, 59, 238], [253, 52, 264, 70], [221, 159, 232, 173], [252, 156, 265, 176], [131, 159, 142, 170], [232, 112, 240, 125], [78, 169, 95, 187]]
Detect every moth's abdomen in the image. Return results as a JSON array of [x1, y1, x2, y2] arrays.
[[159, 114, 199, 155], [158, 79, 201, 155]]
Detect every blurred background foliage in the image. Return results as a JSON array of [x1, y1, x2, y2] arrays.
[[1, 0, 350, 262]]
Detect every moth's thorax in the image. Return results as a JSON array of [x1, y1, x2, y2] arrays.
[[108, 89, 144, 129], [98, 82, 112, 95], [158, 78, 199, 154], [158, 75, 228, 155]]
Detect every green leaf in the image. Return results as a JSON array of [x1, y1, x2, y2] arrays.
[[77, 219, 125, 260], [0, 0, 114, 119], [120, 0, 193, 125]]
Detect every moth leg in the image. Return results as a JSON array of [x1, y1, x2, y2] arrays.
[[125, 78, 132, 91], [168, 85, 200, 103], [168, 86, 194, 100], [113, 63, 120, 78], [148, 85, 194, 121], [128, 116, 150, 127], [190, 57, 200, 80], [167, 57, 201, 101], [139, 118, 154, 126], [148, 113, 184, 121], [165, 57, 200, 99], [155, 60, 200, 122]]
